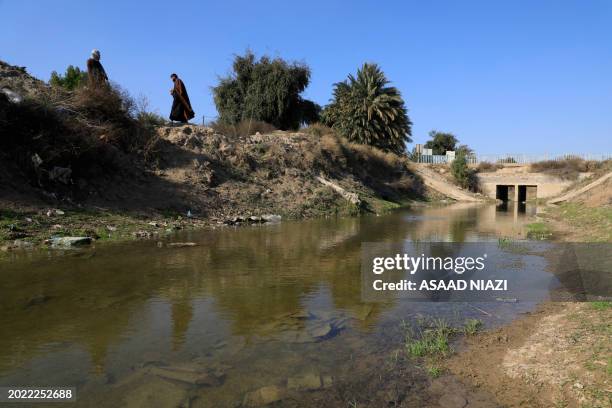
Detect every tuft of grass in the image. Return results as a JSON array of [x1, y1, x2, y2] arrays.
[[405, 318, 454, 358], [590, 301, 612, 311], [463, 319, 483, 336], [497, 236, 514, 249], [426, 364, 443, 378], [526, 222, 553, 240]]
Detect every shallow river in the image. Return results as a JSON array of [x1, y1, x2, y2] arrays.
[[0, 203, 553, 407]]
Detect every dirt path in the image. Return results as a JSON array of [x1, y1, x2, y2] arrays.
[[411, 164, 483, 202]]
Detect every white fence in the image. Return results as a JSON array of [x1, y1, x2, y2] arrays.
[[415, 153, 612, 165]]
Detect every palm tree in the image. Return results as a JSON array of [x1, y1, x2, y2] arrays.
[[323, 63, 411, 154]]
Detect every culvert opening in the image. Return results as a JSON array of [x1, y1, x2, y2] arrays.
[[496, 185, 509, 201]]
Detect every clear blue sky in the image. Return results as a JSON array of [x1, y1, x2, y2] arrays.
[[1, 0, 611, 154]]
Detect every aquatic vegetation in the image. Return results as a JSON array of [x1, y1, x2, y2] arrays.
[[404, 318, 454, 358], [463, 319, 483, 336]]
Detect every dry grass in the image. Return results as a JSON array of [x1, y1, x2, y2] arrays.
[[476, 161, 503, 173], [210, 119, 277, 138], [302, 122, 334, 137], [0, 84, 160, 189], [530, 158, 606, 180]]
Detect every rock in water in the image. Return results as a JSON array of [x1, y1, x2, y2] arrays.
[[243, 385, 285, 407], [46, 237, 92, 248], [167, 242, 198, 248], [262, 214, 282, 223], [287, 373, 322, 391], [308, 322, 333, 339], [122, 376, 189, 408], [148, 366, 223, 386]]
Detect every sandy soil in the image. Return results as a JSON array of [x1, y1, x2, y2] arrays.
[[446, 302, 611, 408]]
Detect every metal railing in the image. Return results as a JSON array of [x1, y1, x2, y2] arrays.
[[414, 153, 612, 165]]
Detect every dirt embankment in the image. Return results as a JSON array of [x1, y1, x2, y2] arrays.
[[540, 167, 612, 241], [0, 60, 431, 249], [0, 123, 427, 248]]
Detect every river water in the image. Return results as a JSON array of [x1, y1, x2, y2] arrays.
[[0, 203, 551, 407]]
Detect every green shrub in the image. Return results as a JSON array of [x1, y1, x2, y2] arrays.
[[212, 51, 320, 130], [322, 63, 412, 154], [451, 154, 477, 190], [49, 65, 87, 91]]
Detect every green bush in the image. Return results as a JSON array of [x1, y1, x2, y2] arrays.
[[451, 153, 477, 190], [49, 65, 87, 91], [212, 51, 320, 130], [322, 63, 412, 154]]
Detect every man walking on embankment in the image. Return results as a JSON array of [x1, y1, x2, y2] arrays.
[[169, 73, 195, 124]]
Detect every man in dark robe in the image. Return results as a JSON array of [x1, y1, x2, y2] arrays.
[[169, 73, 195, 123], [86, 49, 108, 88]]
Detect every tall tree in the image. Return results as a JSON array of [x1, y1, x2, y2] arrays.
[[213, 51, 320, 130], [424, 131, 458, 155], [323, 63, 411, 154]]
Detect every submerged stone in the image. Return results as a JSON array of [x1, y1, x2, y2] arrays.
[[308, 322, 333, 339], [148, 366, 223, 386], [167, 242, 198, 248], [287, 373, 322, 391], [243, 385, 285, 407], [122, 376, 189, 408]]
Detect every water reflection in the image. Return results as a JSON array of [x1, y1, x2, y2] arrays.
[[0, 203, 542, 406]]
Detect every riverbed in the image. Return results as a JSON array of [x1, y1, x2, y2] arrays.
[[0, 202, 554, 407]]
